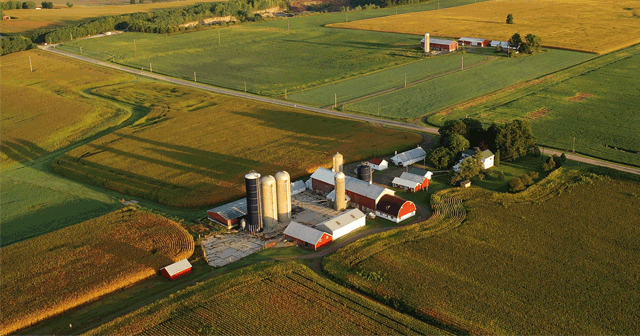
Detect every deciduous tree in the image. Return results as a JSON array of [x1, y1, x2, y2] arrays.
[[506, 14, 513, 24], [495, 119, 537, 161], [428, 147, 454, 169]]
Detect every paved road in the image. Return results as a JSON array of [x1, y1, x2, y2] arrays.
[[43, 47, 640, 176]]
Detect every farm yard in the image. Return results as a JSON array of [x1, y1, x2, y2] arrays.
[[341, 49, 593, 120], [51, 82, 421, 207], [329, 0, 640, 55], [56, 0, 490, 97], [324, 168, 640, 334], [85, 261, 447, 335], [0, 49, 134, 168], [0, 208, 194, 336], [428, 44, 640, 167]]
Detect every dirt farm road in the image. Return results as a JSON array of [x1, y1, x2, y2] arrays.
[[44, 47, 640, 176]]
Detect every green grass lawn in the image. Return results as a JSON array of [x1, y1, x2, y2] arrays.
[[341, 49, 594, 120], [289, 52, 486, 106], [324, 168, 640, 334], [427, 44, 640, 167], [56, 0, 490, 97]]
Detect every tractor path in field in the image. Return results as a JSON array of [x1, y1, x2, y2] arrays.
[[42, 46, 640, 178], [326, 55, 496, 109]]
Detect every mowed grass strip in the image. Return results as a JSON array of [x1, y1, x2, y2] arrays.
[[429, 44, 640, 167], [289, 52, 486, 107], [324, 169, 640, 334], [85, 261, 448, 335], [341, 49, 593, 120], [0, 49, 134, 168], [329, 0, 640, 55], [51, 82, 421, 207], [0, 208, 194, 336]]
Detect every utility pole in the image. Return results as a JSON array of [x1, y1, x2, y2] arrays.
[[29, 56, 33, 72], [462, 56, 464, 70], [134, 39, 136, 57], [218, 30, 221, 45], [438, 2, 440, 10], [334, 93, 337, 108], [378, 103, 380, 116], [285, 88, 287, 100], [79, 47, 82, 55], [70, 32, 73, 40], [396, 8, 397, 15], [288, 20, 290, 31], [194, 71, 197, 82], [150, 62, 152, 72], [404, 73, 407, 88], [346, 13, 348, 22], [244, 80, 247, 92], [572, 137, 576, 153]]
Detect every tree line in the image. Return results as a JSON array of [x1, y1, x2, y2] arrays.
[[1, 36, 35, 55], [350, 0, 429, 9], [1, 1, 37, 9]]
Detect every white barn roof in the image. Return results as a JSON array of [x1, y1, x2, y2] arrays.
[[311, 167, 392, 200], [459, 37, 487, 43], [326, 189, 351, 202], [284, 221, 328, 245], [490, 40, 509, 48], [291, 180, 306, 195], [421, 37, 457, 45], [316, 209, 365, 235], [391, 147, 426, 164], [207, 198, 247, 221], [399, 172, 425, 184], [392, 176, 420, 189], [160, 259, 192, 277]]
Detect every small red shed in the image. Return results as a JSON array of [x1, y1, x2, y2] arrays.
[[283, 221, 332, 250], [160, 259, 192, 280]]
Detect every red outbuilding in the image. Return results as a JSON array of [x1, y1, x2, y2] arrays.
[[458, 37, 490, 47], [376, 195, 417, 223], [283, 221, 332, 250], [421, 37, 458, 52], [160, 259, 192, 280], [207, 198, 247, 229]]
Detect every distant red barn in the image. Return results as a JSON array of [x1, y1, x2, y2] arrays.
[[160, 259, 192, 280]]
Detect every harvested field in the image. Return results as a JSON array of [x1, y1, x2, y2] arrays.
[[85, 261, 447, 335], [0, 49, 133, 168], [525, 107, 549, 120], [0, 208, 194, 336], [329, 0, 640, 55], [567, 92, 594, 102], [51, 82, 421, 207], [324, 169, 640, 334]]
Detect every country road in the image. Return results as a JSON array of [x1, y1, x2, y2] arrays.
[[43, 46, 640, 176]]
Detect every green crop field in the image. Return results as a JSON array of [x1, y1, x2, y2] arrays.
[[51, 82, 421, 207], [324, 168, 640, 334], [56, 0, 491, 97], [428, 44, 640, 167], [86, 261, 448, 335], [341, 49, 594, 120], [289, 52, 486, 107], [1, 208, 194, 336]]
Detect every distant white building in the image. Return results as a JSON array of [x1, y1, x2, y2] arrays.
[[368, 158, 388, 171], [453, 149, 495, 172], [390, 146, 426, 167], [315, 209, 366, 239]]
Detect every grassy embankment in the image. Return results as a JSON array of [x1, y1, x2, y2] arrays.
[[428, 44, 640, 167], [328, 0, 640, 55], [0, 0, 215, 36], [85, 261, 448, 335], [51, 82, 422, 207], [324, 168, 640, 334], [0, 208, 195, 336], [0, 49, 134, 168], [56, 0, 491, 96]]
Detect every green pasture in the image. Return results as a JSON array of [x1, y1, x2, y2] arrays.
[[342, 49, 594, 120], [57, 0, 490, 97], [289, 52, 486, 106], [428, 44, 640, 167], [324, 168, 640, 334]]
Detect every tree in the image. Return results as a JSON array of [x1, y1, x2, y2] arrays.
[[531, 146, 541, 157], [462, 117, 484, 147], [521, 174, 534, 186], [66, 1, 73, 6], [509, 177, 526, 192], [528, 171, 539, 179], [525, 33, 542, 53], [506, 14, 513, 24], [445, 134, 470, 154], [498, 170, 505, 181], [138, 0, 144, 3], [428, 147, 454, 169], [130, 0, 135, 4], [552, 154, 563, 168], [542, 156, 556, 172], [560, 153, 567, 163], [451, 156, 482, 185], [494, 149, 501, 166], [41, 1, 54, 8], [509, 33, 522, 48], [495, 119, 537, 161], [438, 119, 467, 145], [22, 1, 37, 9]]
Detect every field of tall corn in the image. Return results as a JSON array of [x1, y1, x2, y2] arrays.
[[0, 208, 194, 336], [324, 168, 640, 334], [329, 0, 640, 55]]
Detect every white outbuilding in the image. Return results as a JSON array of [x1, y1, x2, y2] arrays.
[[390, 146, 426, 167], [315, 208, 366, 239], [368, 158, 389, 171]]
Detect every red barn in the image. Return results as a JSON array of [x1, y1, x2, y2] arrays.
[[207, 198, 247, 229], [283, 221, 332, 250], [458, 37, 490, 47], [376, 195, 416, 223], [421, 37, 458, 52], [160, 259, 192, 280], [392, 172, 429, 192], [311, 167, 394, 213]]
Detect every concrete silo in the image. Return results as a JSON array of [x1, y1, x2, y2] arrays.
[[332, 152, 344, 173], [424, 33, 430, 53], [261, 175, 278, 231], [275, 171, 291, 224], [245, 171, 262, 232], [334, 172, 347, 211]]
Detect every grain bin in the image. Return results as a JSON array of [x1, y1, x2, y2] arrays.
[[332, 152, 343, 173], [335, 172, 347, 211], [275, 171, 291, 224], [245, 171, 262, 232], [261, 175, 278, 231], [357, 164, 372, 183]]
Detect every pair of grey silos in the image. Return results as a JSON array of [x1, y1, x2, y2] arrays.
[[245, 171, 291, 232]]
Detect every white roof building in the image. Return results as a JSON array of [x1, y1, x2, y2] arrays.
[[326, 189, 351, 203], [490, 40, 510, 48], [310, 167, 393, 201], [390, 146, 426, 167], [283, 221, 330, 245], [316, 209, 366, 239], [458, 37, 488, 44], [291, 180, 306, 195], [420, 37, 457, 45], [392, 176, 420, 190], [160, 259, 192, 278]]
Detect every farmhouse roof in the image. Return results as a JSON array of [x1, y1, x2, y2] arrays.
[[458, 37, 488, 43], [462, 149, 494, 160], [409, 168, 428, 177], [316, 209, 365, 233], [376, 195, 411, 217], [311, 167, 392, 200], [283, 221, 328, 245], [160, 259, 192, 277], [391, 147, 426, 163], [207, 198, 247, 221], [370, 158, 385, 165], [421, 37, 457, 45]]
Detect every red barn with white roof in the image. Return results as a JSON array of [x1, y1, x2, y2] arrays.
[[160, 259, 192, 280]]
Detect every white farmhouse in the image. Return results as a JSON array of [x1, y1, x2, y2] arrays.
[[368, 158, 388, 171], [454, 149, 495, 171]]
